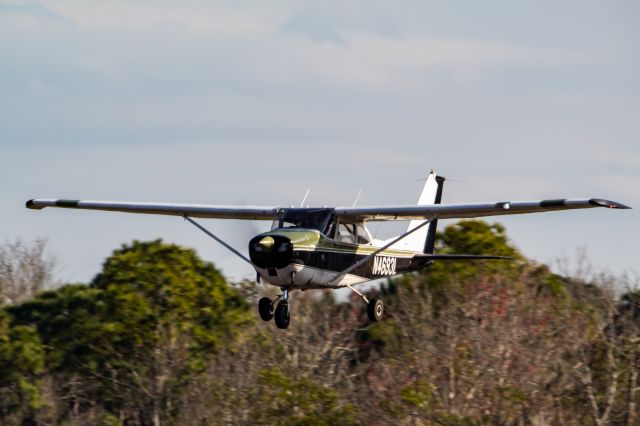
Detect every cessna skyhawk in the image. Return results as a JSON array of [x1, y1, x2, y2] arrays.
[[26, 171, 630, 329]]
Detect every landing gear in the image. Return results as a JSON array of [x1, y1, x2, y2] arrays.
[[274, 302, 290, 329], [258, 297, 274, 321], [367, 297, 384, 322], [257, 288, 291, 329], [344, 283, 385, 323], [274, 287, 290, 329]]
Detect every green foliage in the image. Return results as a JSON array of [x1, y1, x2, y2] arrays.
[[437, 221, 520, 257], [8, 240, 251, 424], [0, 225, 636, 425], [90, 240, 250, 367], [0, 309, 45, 422], [10, 284, 104, 371], [434, 220, 521, 273], [253, 369, 356, 425], [418, 220, 524, 309], [381, 379, 483, 425], [400, 378, 434, 411]]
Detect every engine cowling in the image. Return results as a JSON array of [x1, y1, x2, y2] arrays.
[[248, 234, 293, 269]]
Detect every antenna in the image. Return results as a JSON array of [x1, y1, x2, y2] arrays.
[[352, 189, 363, 207], [300, 188, 311, 207], [415, 169, 436, 182]]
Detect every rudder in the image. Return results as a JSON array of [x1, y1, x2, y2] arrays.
[[423, 175, 445, 253], [394, 171, 445, 253]]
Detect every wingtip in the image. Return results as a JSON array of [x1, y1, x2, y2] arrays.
[[26, 199, 41, 210], [589, 199, 632, 209]]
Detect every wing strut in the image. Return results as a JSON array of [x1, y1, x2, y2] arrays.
[[328, 215, 437, 292], [183, 215, 252, 265]]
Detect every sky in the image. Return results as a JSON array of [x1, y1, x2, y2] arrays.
[[1, 0, 639, 287]]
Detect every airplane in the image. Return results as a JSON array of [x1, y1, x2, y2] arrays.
[[26, 171, 630, 329]]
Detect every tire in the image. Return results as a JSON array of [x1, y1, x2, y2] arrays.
[[258, 297, 274, 321], [367, 297, 384, 322], [274, 302, 290, 329]]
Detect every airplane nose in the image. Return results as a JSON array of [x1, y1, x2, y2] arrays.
[[249, 235, 293, 269]]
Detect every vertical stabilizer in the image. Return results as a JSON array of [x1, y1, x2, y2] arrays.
[[423, 175, 445, 253], [391, 171, 445, 253]]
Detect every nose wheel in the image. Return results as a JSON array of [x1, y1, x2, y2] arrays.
[[274, 302, 290, 329], [257, 288, 291, 329], [258, 297, 274, 321]]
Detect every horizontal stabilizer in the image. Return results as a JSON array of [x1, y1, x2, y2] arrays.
[[414, 254, 511, 261]]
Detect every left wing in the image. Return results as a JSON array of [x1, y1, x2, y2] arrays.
[[336, 198, 630, 221], [26, 199, 279, 220]]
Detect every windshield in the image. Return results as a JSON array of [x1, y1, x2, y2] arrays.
[[272, 208, 334, 233]]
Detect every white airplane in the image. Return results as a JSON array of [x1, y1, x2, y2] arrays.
[[27, 171, 630, 329]]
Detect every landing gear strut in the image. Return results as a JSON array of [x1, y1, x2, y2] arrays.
[[344, 283, 385, 322], [274, 287, 290, 329], [257, 288, 291, 329]]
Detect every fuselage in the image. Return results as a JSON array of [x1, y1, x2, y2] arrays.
[[248, 227, 429, 289]]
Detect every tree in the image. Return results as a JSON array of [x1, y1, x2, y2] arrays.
[[251, 368, 356, 425], [10, 239, 251, 425], [0, 309, 45, 424], [349, 221, 635, 425], [90, 239, 251, 425], [0, 239, 55, 305], [412, 220, 524, 311], [2, 224, 638, 424]]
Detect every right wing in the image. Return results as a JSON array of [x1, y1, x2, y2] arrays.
[[336, 198, 630, 221], [26, 199, 279, 220]]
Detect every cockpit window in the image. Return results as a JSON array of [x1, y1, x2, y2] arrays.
[[270, 209, 371, 244], [335, 222, 371, 244], [273, 208, 334, 232]]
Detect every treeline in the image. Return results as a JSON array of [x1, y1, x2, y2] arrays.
[[0, 221, 638, 425]]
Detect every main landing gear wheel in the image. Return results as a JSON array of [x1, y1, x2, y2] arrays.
[[367, 297, 384, 322], [258, 297, 274, 321], [274, 302, 291, 329]]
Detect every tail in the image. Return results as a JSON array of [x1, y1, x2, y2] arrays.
[[393, 171, 445, 253]]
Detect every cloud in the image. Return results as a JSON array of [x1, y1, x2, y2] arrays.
[[285, 33, 584, 90], [0, 0, 636, 285], [0, 0, 588, 94], [35, 0, 287, 37]]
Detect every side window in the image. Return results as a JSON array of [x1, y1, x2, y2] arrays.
[[337, 223, 356, 244], [325, 220, 337, 238], [334, 222, 371, 244], [355, 223, 371, 244]]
